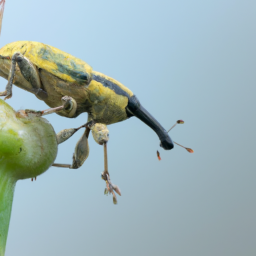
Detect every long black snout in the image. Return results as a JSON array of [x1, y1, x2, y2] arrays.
[[126, 95, 174, 150]]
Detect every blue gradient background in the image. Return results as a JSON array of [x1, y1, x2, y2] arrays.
[[1, 0, 256, 255]]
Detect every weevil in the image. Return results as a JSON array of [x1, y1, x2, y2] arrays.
[[0, 41, 174, 154], [0, 1, 173, 203]]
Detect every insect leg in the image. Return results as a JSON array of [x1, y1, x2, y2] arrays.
[[91, 124, 121, 204], [24, 96, 77, 117], [52, 164, 71, 168], [52, 127, 91, 169], [56, 120, 95, 145], [70, 127, 90, 169], [101, 143, 121, 204], [0, 54, 16, 99], [0, 52, 47, 100]]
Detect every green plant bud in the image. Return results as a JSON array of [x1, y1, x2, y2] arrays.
[[0, 99, 58, 255]]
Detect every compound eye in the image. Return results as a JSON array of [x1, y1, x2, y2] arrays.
[[107, 134, 109, 137], [79, 72, 91, 85]]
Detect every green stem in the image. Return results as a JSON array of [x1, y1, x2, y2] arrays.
[[0, 170, 15, 256]]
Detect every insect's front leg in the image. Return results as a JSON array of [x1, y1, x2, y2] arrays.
[[101, 143, 121, 204], [91, 124, 121, 204]]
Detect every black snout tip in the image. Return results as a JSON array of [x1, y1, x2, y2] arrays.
[[160, 137, 174, 150]]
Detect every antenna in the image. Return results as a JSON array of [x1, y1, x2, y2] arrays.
[[157, 120, 193, 160]]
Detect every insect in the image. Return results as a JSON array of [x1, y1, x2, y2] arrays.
[[0, 1, 174, 203]]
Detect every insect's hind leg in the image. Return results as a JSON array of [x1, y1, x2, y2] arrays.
[[0, 52, 48, 100], [0, 54, 16, 99]]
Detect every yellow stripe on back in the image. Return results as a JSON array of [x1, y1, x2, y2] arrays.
[[0, 41, 92, 84]]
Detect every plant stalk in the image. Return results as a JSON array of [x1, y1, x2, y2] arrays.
[[0, 170, 15, 256]]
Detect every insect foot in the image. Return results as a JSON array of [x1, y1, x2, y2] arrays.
[[24, 109, 43, 117], [0, 90, 12, 100], [101, 172, 121, 205]]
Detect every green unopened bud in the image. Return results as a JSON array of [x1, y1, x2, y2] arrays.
[[0, 99, 57, 255]]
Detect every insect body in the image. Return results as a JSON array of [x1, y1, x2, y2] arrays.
[[0, 42, 128, 121], [0, 41, 173, 150]]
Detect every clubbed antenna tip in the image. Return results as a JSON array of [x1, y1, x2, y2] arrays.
[[185, 148, 194, 153], [157, 150, 161, 160], [157, 119, 194, 159]]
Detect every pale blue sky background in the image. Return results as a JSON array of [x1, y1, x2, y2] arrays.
[[2, 0, 256, 255]]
